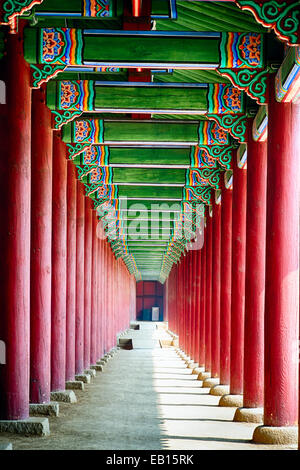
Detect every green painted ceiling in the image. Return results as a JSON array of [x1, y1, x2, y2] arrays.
[[13, 0, 286, 281]]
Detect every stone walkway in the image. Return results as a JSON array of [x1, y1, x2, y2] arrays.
[[0, 323, 296, 450]]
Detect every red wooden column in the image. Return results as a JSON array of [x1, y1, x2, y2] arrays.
[[51, 134, 67, 392], [0, 25, 31, 420], [75, 182, 85, 375], [185, 251, 192, 357], [294, 102, 300, 451], [211, 175, 232, 396], [201, 211, 212, 380], [66, 162, 77, 382], [206, 193, 221, 387], [194, 248, 201, 366], [84, 197, 92, 370], [220, 150, 247, 407], [234, 124, 267, 423], [253, 83, 299, 444], [30, 87, 53, 405], [90, 211, 98, 366], [191, 249, 198, 362], [198, 226, 206, 371]]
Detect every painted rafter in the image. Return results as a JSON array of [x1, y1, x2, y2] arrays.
[[235, 0, 300, 46]]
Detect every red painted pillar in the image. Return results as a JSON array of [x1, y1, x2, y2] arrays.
[[253, 85, 299, 443], [204, 212, 213, 375], [84, 197, 92, 370], [97, 237, 103, 359], [242, 128, 267, 413], [75, 182, 85, 375], [186, 251, 191, 356], [91, 212, 98, 366], [199, 229, 206, 369], [0, 25, 31, 420], [66, 162, 77, 382], [219, 176, 232, 388], [51, 134, 67, 392], [210, 194, 221, 380], [30, 87, 53, 404], [226, 150, 247, 401], [191, 249, 197, 361]]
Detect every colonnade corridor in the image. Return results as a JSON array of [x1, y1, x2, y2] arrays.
[[0, 323, 295, 451]]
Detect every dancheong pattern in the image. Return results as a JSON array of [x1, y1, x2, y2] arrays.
[[190, 146, 218, 169], [83, 0, 113, 18], [187, 169, 221, 190], [82, 146, 110, 166], [59, 81, 95, 111], [198, 121, 229, 146], [73, 119, 104, 144], [41, 28, 83, 65], [207, 84, 244, 114], [220, 32, 263, 68]]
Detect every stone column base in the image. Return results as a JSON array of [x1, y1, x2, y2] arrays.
[[219, 394, 243, 407], [202, 377, 220, 388], [90, 364, 103, 372], [75, 374, 91, 384], [234, 407, 263, 423], [66, 380, 85, 391], [29, 402, 59, 417], [50, 390, 77, 403], [96, 360, 106, 366], [187, 361, 198, 369], [0, 418, 50, 436], [192, 367, 205, 375], [197, 371, 211, 381], [210, 384, 230, 396], [84, 369, 96, 378], [252, 425, 298, 445]]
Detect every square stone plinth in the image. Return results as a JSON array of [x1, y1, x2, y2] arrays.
[[50, 390, 77, 403], [66, 380, 85, 391], [90, 364, 103, 372], [84, 369, 96, 378], [75, 374, 91, 384], [0, 418, 50, 436], [30, 402, 59, 417]]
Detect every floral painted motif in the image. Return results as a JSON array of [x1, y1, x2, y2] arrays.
[[41, 28, 83, 65], [223, 87, 242, 112], [60, 81, 79, 109], [208, 84, 243, 114], [220, 32, 263, 69], [211, 124, 228, 145], [238, 33, 261, 67], [73, 119, 103, 144], [42, 29, 64, 63]]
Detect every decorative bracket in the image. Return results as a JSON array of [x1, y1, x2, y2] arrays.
[[206, 114, 247, 143], [187, 168, 222, 190], [67, 143, 92, 160], [217, 67, 270, 105], [30, 64, 66, 89], [235, 0, 300, 46], [0, 0, 43, 24], [52, 110, 83, 130]]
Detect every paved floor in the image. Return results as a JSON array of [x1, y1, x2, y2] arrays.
[[0, 324, 297, 450]]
